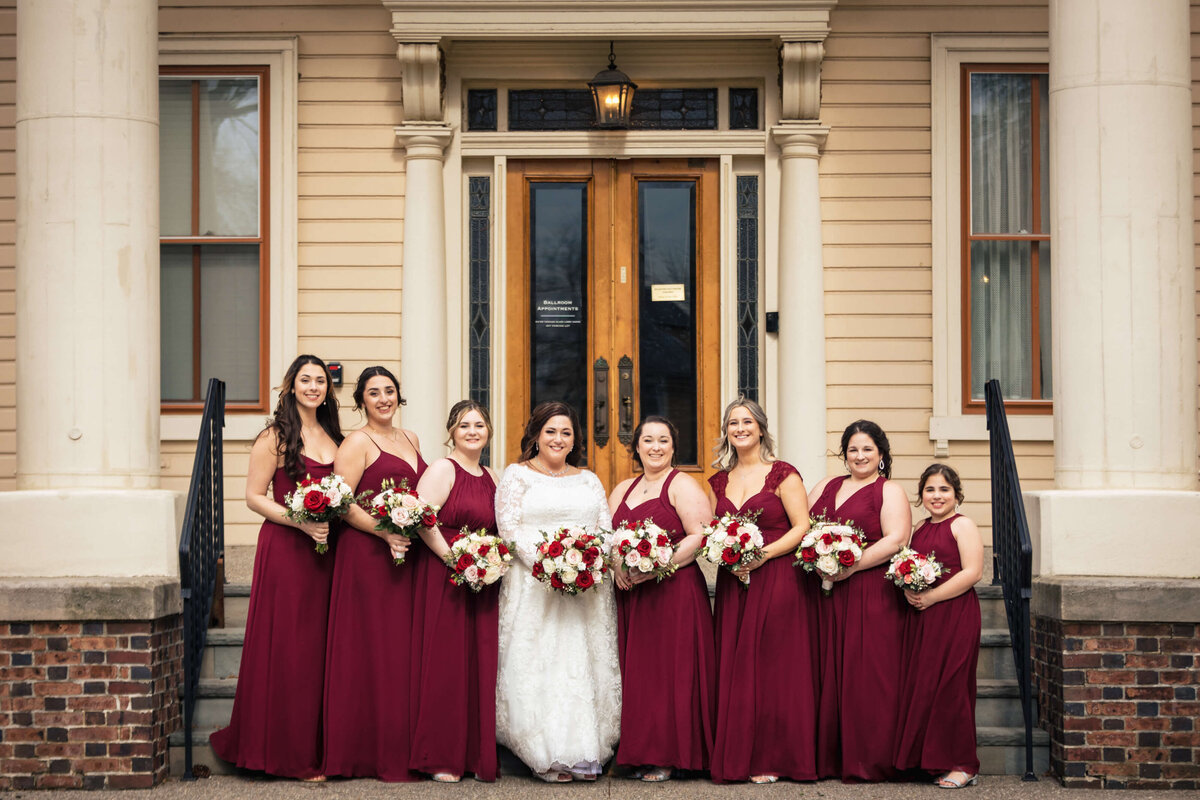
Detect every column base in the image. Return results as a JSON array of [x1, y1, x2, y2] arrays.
[[0, 490, 182, 578], [0, 578, 182, 790], [1024, 489, 1200, 577], [1031, 576, 1200, 789]]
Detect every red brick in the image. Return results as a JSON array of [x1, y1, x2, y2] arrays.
[[1063, 653, 1103, 668], [36, 775, 84, 789], [108, 773, 155, 789], [1126, 686, 1174, 700], [1086, 731, 1138, 746], [31, 623, 81, 636], [1065, 623, 1103, 636], [1065, 716, 1105, 731], [1126, 717, 1172, 731], [108, 681, 150, 695], [107, 621, 152, 635], [1, 758, 47, 773], [1126, 653, 1171, 668], [1163, 764, 1200, 779], [1085, 702, 1136, 716], [1126, 623, 1173, 636], [34, 743, 85, 758], [34, 650, 82, 665], [1064, 746, 1102, 761], [68, 726, 120, 742], [106, 650, 152, 665], [33, 681, 83, 696], [1087, 762, 1138, 777], [66, 695, 118, 711], [1128, 749, 1170, 763], [31, 711, 86, 727], [1063, 686, 1103, 701], [67, 664, 118, 680], [1162, 671, 1198, 684], [1160, 702, 1200, 716], [68, 637, 117, 651], [3, 728, 45, 743], [1086, 670, 1135, 685], [1163, 732, 1200, 747], [0, 666, 43, 680], [1162, 639, 1200, 653], [76, 757, 131, 773]]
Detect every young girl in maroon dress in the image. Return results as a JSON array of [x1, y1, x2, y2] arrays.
[[893, 464, 983, 788], [410, 400, 501, 783], [322, 367, 428, 781], [707, 398, 818, 784], [608, 416, 715, 783], [808, 420, 912, 782], [210, 355, 343, 780]]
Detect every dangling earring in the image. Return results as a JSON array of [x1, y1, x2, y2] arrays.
[[878, 461, 886, 474], [534, 443, 539, 454]]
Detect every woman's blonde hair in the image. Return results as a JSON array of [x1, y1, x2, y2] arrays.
[[711, 397, 776, 470]]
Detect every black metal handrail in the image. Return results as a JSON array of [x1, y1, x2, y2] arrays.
[[985, 378, 1038, 781], [177, 378, 226, 781]]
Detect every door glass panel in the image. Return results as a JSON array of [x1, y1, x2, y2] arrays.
[[529, 182, 589, 457], [638, 180, 697, 464]]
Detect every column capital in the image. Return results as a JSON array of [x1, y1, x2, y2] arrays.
[[779, 40, 824, 121], [394, 124, 453, 159], [396, 41, 444, 123], [771, 123, 829, 158]]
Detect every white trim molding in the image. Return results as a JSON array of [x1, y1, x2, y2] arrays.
[[929, 34, 1050, 453], [159, 35, 300, 442]]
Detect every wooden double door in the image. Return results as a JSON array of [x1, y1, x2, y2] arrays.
[[505, 158, 721, 487]]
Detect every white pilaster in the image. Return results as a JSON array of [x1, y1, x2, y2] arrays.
[[1027, 0, 1200, 577], [395, 125, 454, 449], [2, 0, 178, 577]]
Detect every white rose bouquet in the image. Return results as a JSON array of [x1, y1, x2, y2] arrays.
[[283, 473, 355, 554], [885, 547, 947, 592], [794, 517, 866, 595], [358, 477, 440, 565], [444, 527, 513, 592], [611, 520, 677, 583], [698, 512, 765, 587], [532, 527, 608, 596]]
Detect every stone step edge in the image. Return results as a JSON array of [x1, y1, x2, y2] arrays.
[[171, 725, 1049, 749], [204, 626, 1014, 648], [223, 582, 1007, 601]]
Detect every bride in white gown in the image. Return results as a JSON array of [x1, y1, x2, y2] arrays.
[[494, 402, 621, 782]]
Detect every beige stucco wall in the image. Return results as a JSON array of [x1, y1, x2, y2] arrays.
[[1, 0, 1197, 556]]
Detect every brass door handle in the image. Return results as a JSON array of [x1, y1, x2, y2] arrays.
[[593, 357, 609, 447], [617, 355, 634, 444]]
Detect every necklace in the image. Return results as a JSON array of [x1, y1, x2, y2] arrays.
[[639, 471, 668, 495], [532, 458, 569, 478]]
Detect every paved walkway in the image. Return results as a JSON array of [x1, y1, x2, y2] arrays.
[[26, 774, 1200, 800]]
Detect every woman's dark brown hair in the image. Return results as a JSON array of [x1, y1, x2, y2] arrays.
[[518, 401, 583, 467], [630, 415, 679, 469], [352, 365, 405, 412], [268, 355, 343, 482], [916, 463, 965, 506], [839, 419, 893, 480]]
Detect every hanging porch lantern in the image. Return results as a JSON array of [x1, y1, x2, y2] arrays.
[[588, 41, 637, 129]]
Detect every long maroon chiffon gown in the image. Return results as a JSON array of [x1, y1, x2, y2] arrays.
[[410, 460, 500, 781], [812, 475, 905, 781], [893, 514, 981, 775], [210, 456, 334, 779], [322, 441, 427, 781], [709, 461, 819, 782], [611, 470, 716, 773]]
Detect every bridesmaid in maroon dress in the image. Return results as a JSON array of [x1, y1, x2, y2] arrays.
[[608, 416, 715, 782], [322, 366, 427, 781], [808, 420, 912, 781], [894, 464, 983, 788], [410, 400, 501, 782], [706, 398, 818, 784], [210, 355, 343, 779]]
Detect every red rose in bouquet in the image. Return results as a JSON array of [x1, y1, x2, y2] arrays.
[[575, 570, 594, 589], [547, 540, 565, 558], [303, 489, 329, 513], [636, 539, 653, 556], [456, 552, 475, 572], [838, 549, 856, 567]]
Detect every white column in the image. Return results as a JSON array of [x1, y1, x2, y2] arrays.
[[771, 124, 829, 484], [1, 0, 178, 577], [395, 126, 453, 450], [1026, 0, 1200, 576]]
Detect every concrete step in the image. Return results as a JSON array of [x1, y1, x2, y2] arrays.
[[200, 627, 245, 680], [222, 583, 251, 628]]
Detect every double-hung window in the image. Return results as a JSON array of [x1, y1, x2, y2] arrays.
[[962, 64, 1051, 411], [159, 66, 269, 410]]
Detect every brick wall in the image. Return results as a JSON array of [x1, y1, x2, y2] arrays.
[[0, 616, 182, 789], [1033, 617, 1200, 789]]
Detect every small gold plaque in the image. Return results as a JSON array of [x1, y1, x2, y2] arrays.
[[650, 283, 685, 302]]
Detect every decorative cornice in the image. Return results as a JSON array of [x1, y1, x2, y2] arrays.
[[459, 129, 766, 158], [779, 40, 824, 121], [397, 42, 444, 123], [380, 1, 837, 42]]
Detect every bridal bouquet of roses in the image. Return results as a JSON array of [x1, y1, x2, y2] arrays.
[[283, 473, 355, 554], [531, 526, 608, 595], [444, 527, 513, 592], [794, 518, 866, 595], [885, 547, 946, 592], [699, 511, 765, 586], [611, 519, 677, 582], [359, 477, 439, 565]]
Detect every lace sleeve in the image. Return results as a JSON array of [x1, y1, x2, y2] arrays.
[[495, 465, 537, 569], [765, 460, 800, 492]]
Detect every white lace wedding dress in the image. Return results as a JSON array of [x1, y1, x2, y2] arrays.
[[494, 464, 621, 778]]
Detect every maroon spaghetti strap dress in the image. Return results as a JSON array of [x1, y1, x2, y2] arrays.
[[811, 475, 905, 781], [322, 444, 427, 781], [612, 470, 716, 772], [410, 460, 500, 781], [210, 456, 334, 779], [708, 461, 820, 783], [893, 514, 981, 775]]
